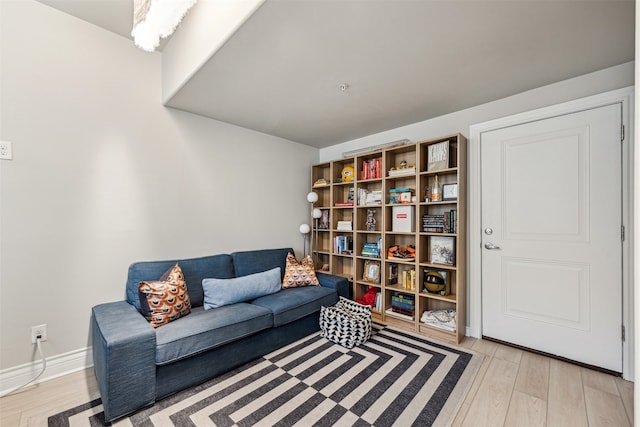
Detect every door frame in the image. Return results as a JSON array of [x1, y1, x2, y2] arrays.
[[468, 86, 634, 380]]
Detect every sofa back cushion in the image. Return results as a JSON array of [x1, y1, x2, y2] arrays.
[[231, 248, 292, 280], [126, 254, 235, 310]]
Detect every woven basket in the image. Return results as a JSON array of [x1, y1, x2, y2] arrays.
[[320, 297, 372, 349]]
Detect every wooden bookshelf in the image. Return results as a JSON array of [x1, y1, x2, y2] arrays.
[[310, 134, 467, 344]]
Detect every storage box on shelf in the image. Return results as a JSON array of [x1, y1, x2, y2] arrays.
[[310, 133, 466, 343]]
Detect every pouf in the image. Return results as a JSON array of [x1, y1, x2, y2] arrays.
[[320, 297, 372, 348]]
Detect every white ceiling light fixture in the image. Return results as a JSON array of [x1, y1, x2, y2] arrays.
[[132, 0, 198, 52]]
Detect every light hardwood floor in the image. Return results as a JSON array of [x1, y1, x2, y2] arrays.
[[0, 337, 633, 426]]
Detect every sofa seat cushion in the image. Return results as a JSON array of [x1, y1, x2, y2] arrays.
[[154, 304, 273, 365], [250, 286, 338, 327]]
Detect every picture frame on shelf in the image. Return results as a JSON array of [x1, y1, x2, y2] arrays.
[[319, 209, 330, 229], [430, 236, 455, 266], [427, 141, 449, 172], [442, 183, 458, 201], [387, 263, 398, 286], [363, 260, 381, 283]]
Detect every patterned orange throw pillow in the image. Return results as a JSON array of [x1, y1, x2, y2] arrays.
[[282, 252, 320, 288], [139, 263, 191, 328]]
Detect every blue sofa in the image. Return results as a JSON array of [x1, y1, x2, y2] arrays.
[[91, 248, 349, 422]]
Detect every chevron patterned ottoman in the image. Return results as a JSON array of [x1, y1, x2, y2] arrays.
[[319, 297, 372, 348]]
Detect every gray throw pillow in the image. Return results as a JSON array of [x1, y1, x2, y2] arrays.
[[202, 267, 281, 309]]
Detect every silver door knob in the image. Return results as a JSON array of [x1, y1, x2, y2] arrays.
[[484, 242, 501, 250]]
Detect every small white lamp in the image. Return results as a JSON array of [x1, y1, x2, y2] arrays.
[[311, 208, 323, 265], [307, 191, 319, 203]]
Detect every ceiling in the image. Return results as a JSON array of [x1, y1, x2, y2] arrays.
[[37, 0, 635, 148]]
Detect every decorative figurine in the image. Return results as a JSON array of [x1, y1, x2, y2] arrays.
[[366, 209, 376, 231]]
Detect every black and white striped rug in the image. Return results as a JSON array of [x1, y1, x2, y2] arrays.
[[49, 327, 482, 426]]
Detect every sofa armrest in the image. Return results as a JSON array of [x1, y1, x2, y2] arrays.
[[317, 273, 350, 299], [91, 301, 156, 422]]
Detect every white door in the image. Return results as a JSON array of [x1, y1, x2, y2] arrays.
[[481, 103, 622, 372]]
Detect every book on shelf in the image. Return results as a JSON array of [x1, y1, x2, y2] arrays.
[[391, 293, 414, 315], [361, 238, 382, 258], [430, 236, 455, 265], [385, 308, 413, 321], [358, 188, 382, 206], [391, 294, 414, 304], [375, 292, 382, 312], [365, 191, 383, 205], [391, 295, 414, 312], [392, 307, 414, 316], [335, 202, 354, 207], [357, 188, 368, 206], [334, 235, 353, 255], [313, 178, 330, 186], [387, 263, 398, 286], [427, 141, 450, 172], [360, 157, 382, 180], [422, 210, 457, 233], [336, 220, 353, 231], [387, 167, 416, 177], [401, 269, 416, 290], [391, 302, 414, 313]]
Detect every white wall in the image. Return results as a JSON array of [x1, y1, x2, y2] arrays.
[[320, 61, 635, 336], [320, 62, 634, 161], [0, 0, 317, 371]]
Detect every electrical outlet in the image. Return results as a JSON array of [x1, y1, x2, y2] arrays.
[[0, 141, 12, 160], [31, 324, 47, 344]]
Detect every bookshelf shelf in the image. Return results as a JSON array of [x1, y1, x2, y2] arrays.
[[419, 292, 457, 303], [419, 167, 458, 176], [310, 133, 466, 344]]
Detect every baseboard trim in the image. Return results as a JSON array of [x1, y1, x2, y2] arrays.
[[0, 346, 93, 395]]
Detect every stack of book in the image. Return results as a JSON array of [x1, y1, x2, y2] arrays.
[[391, 293, 414, 317], [365, 191, 383, 205], [357, 189, 382, 206], [361, 238, 382, 258], [422, 210, 457, 233], [388, 166, 416, 177], [334, 236, 353, 254], [423, 214, 445, 233]]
